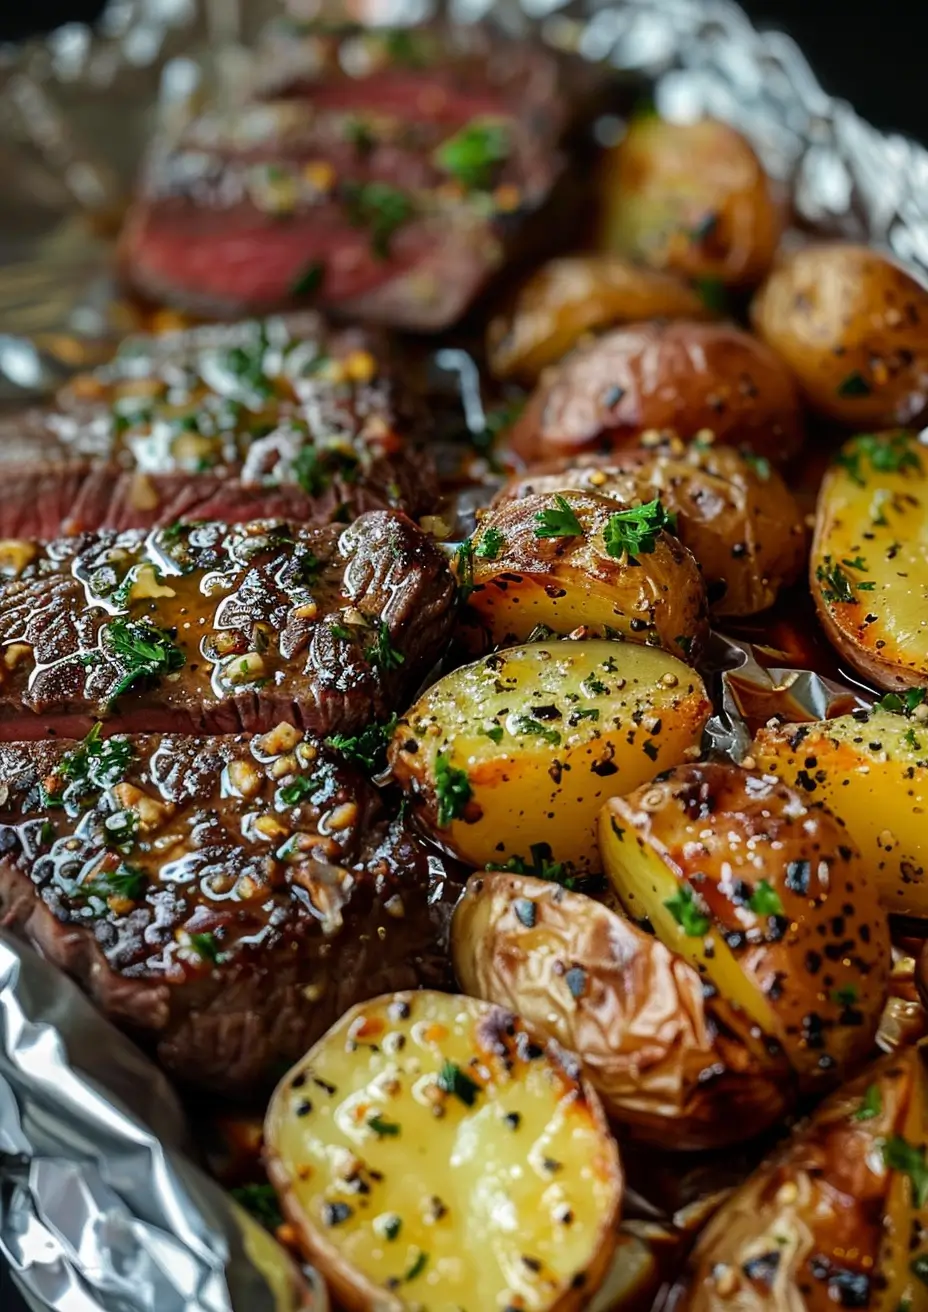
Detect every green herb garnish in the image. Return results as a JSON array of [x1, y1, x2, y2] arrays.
[[76, 862, 148, 904], [190, 931, 223, 964], [742, 452, 772, 481], [511, 715, 561, 747], [326, 714, 398, 773], [837, 370, 872, 398], [475, 527, 504, 560], [343, 181, 413, 259], [277, 775, 320, 807], [455, 538, 476, 601], [404, 1250, 429, 1282], [231, 1183, 284, 1232], [365, 621, 404, 672], [879, 688, 928, 716], [434, 752, 472, 827], [97, 619, 185, 702], [488, 842, 573, 888], [53, 724, 134, 806], [664, 883, 711, 937], [693, 276, 728, 313], [832, 984, 859, 1007], [603, 498, 677, 559], [534, 495, 583, 539], [749, 879, 784, 917], [435, 119, 510, 191], [852, 1083, 882, 1122], [883, 1135, 928, 1207], [368, 1114, 401, 1137], [437, 1060, 481, 1106], [289, 260, 326, 298], [481, 724, 504, 744]]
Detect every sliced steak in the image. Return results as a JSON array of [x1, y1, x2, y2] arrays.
[[0, 726, 460, 1093], [0, 512, 456, 741], [0, 315, 438, 539], [119, 24, 591, 328]]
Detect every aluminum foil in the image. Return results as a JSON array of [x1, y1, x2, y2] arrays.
[[0, 1, 919, 1309]]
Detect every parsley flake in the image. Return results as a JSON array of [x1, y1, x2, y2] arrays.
[[475, 527, 504, 560], [749, 880, 784, 917], [437, 1061, 480, 1106], [852, 1083, 882, 1122], [434, 753, 472, 827], [664, 883, 711, 937], [534, 495, 583, 539], [603, 499, 677, 559], [883, 1135, 928, 1207], [365, 620, 404, 672], [96, 620, 185, 703], [436, 119, 510, 192], [343, 181, 413, 259], [231, 1183, 283, 1232]]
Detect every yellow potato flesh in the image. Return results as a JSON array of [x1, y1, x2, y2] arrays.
[[265, 991, 622, 1312], [390, 640, 710, 872], [752, 706, 928, 917], [812, 431, 928, 689], [879, 1046, 928, 1312]]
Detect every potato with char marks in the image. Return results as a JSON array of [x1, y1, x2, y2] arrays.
[[676, 1045, 928, 1312], [389, 640, 710, 873], [811, 429, 928, 690], [264, 990, 623, 1312], [494, 434, 805, 616], [751, 243, 928, 426], [598, 762, 890, 1092], [752, 702, 928, 917], [453, 873, 794, 1148], [458, 488, 708, 663]]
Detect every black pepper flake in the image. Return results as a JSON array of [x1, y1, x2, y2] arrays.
[[313, 1076, 337, 1095], [513, 898, 537, 928], [805, 950, 823, 975], [743, 1252, 781, 1286], [602, 385, 626, 408], [322, 1202, 353, 1227], [542, 1156, 563, 1173], [388, 1000, 411, 1021], [786, 859, 811, 895], [296, 1100, 313, 1116], [522, 1256, 543, 1273], [503, 1111, 522, 1130], [565, 966, 587, 999]]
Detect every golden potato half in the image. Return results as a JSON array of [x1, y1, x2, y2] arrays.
[[597, 115, 783, 287], [598, 762, 890, 1090], [495, 435, 806, 616], [507, 320, 805, 466], [752, 704, 928, 917], [677, 1045, 928, 1312], [453, 873, 794, 1149], [487, 255, 713, 384], [751, 243, 928, 426], [811, 429, 928, 690], [459, 488, 709, 662], [265, 990, 622, 1312], [389, 640, 710, 873]]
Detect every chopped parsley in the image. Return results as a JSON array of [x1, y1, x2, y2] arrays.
[[76, 862, 148, 904], [231, 1183, 283, 1232], [277, 775, 320, 807], [381, 1215, 402, 1241], [367, 1114, 401, 1137], [365, 621, 404, 672], [581, 676, 608, 697], [852, 1083, 882, 1122], [190, 931, 223, 964], [742, 452, 772, 481], [434, 752, 472, 827], [534, 495, 583, 539], [905, 726, 923, 752], [325, 714, 397, 773], [837, 370, 872, 398], [404, 1250, 429, 1282], [603, 498, 677, 559], [475, 527, 504, 560], [455, 538, 476, 601], [511, 715, 561, 747], [693, 276, 728, 313], [836, 431, 924, 486], [56, 724, 134, 801], [292, 444, 359, 497], [289, 260, 325, 298], [878, 687, 927, 716], [343, 181, 413, 259], [883, 1135, 928, 1207], [480, 724, 504, 744], [831, 984, 859, 1007], [488, 842, 574, 888], [815, 558, 859, 605], [435, 119, 510, 191], [96, 619, 185, 702], [437, 1060, 480, 1106], [749, 880, 784, 917], [664, 883, 711, 937]]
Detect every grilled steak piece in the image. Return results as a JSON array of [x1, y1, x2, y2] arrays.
[[0, 315, 439, 540], [0, 512, 456, 741], [119, 24, 589, 329], [0, 725, 461, 1093]]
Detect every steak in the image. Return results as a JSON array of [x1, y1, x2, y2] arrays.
[[0, 512, 456, 741], [118, 24, 591, 329], [0, 315, 439, 540], [0, 725, 461, 1093]]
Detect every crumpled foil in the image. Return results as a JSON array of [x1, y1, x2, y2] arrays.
[[0, 0, 915, 1309]]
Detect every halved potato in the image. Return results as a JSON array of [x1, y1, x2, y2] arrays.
[[588, 1231, 663, 1312], [487, 255, 714, 384], [452, 873, 794, 1149], [459, 488, 709, 662], [494, 434, 806, 616], [751, 243, 928, 426], [752, 704, 928, 917], [597, 116, 783, 287], [677, 1045, 928, 1312], [810, 429, 928, 689], [507, 321, 805, 466], [389, 640, 711, 873], [265, 990, 623, 1312], [598, 762, 891, 1090]]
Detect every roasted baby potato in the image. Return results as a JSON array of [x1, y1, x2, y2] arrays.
[[264, 989, 623, 1312], [752, 703, 928, 917], [677, 1045, 928, 1312], [599, 762, 891, 1090], [458, 488, 709, 661], [389, 640, 711, 873], [751, 243, 928, 425], [495, 434, 806, 615], [598, 116, 783, 287], [487, 255, 713, 384], [507, 321, 804, 465], [588, 1231, 663, 1312], [453, 873, 794, 1149], [811, 429, 928, 689]]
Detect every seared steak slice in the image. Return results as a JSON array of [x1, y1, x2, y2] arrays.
[[0, 512, 456, 740], [119, 24, 584, 328], [0, 315, 438, 539], [0, 726, 460, 1093]]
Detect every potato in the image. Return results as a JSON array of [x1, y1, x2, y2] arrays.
[[495, 434, 806, 616], [453, 873, 794, 1149], [507, 321, 804, 466], [751, 243, 928, 425], [752, 703, 928, 917], [264, 990, 623, 1312], [598, 762, 891, 1090], [810, 429, 928, 689], [588, 1231, 662, 1312], [487, 255, 713, 384], [458, 488, 709, 661], [388, 640, 710, 873], [677, 1045, 928, 1312], [597, 116, 783, 287]]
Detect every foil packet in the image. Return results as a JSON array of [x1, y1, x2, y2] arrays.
[[0, 1, 920, 1309]]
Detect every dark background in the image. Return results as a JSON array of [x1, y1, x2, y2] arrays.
[[0, 0, 922, 1309]]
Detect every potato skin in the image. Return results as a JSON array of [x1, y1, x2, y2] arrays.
[[453, 872, 794, 1149], [599, 762, 891, 1091], [752, 705, 928, 917], [811, 429, 928, 690], [487, 255, 713, 384], [495, 435, 806, 615], [677, 1046, 928, 1312], [507, 321, 804, 465], [463, 488, 709, 661], [751, 243, 928, 425]]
